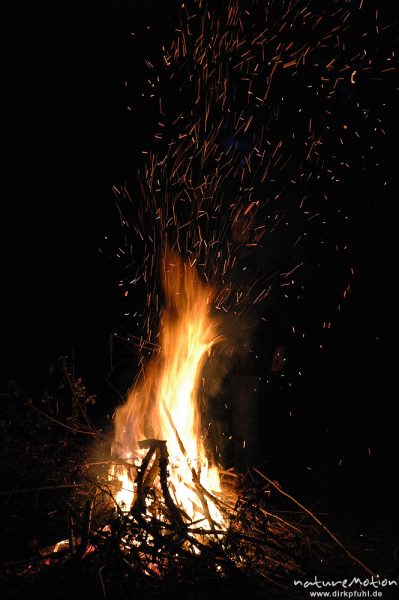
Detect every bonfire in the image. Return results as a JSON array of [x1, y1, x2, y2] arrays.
[[1, 254, 376, 599], [2, 0, 395, 596], [110, 252, 225, 531]]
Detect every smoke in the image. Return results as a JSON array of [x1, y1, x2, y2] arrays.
[[202, 310, 257, 399]]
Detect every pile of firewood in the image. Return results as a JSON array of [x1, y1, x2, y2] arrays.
[[0, 360, 375, 599]]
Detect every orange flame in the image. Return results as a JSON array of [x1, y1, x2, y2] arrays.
[[111, 252, 225, 528]]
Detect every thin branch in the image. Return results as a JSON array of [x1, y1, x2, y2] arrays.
[[253, 468, 375, 578], [0, 483, 86, 496]]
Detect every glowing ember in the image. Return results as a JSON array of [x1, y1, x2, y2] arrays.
[[110, 251, 226, 529]]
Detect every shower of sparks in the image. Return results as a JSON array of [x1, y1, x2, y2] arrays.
[[107, 0, 396, 379]]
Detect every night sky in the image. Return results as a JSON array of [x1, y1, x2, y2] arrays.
[[3, 0, 399, 526]]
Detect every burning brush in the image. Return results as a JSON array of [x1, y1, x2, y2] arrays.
[[95, 252, 373, 589], [1, 254, 376, 598], [110, 251, 225, 531]]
